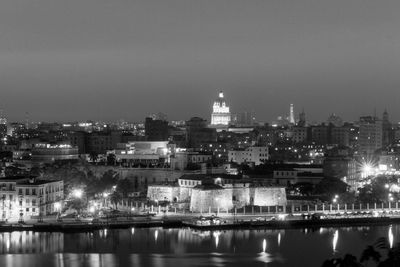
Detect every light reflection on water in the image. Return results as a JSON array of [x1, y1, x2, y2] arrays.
[[332, 230, 339, 253], [388, 225, 393, 248], [0, 225, 398, 266]]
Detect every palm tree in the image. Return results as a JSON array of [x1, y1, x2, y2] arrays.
[[106, 153, 116, 166], [360, 245, 381, 266], [376, 237, 400, 267], [110, 191, 122, 210], [321, 237, 400, 267], [89, 152, 99, 163]]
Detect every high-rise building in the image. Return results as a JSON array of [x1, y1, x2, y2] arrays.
[[186, 117, 217, 148], [0, 109, 6, 137], [358, 116, 383, 155], [145, 117, 169, 141], [289, 104, 295, 124], [211, 92, 231, 126], [298, 109, 306, 127], [382, 109, 393, 147]]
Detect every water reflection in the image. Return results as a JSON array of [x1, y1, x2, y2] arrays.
[[388, 225, 393, 249], [0, 225, 399, 267], [262, 239, 267, 253], [213, 232, 220, 249], [332, 230, 339, 253], [0, 231, 63, 253], [277, 233, 281, 247], [154, 230, 158, 242]]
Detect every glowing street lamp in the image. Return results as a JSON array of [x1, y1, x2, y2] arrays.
[[72, 189, 83, 198], [332, 194, 339, 203], [361, 164, 373, 178]]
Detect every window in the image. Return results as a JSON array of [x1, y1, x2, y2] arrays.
[[26, 189, 30, 195], [19, 201, 22, 206], [18, 189, 23, 195], [32, 208, 36, 212], [32, 189, 36, 195], [26, 208, 29, 212], [32, 200, 37, 206]]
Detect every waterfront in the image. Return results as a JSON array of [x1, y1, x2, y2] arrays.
[[0, 224, 398, 267]]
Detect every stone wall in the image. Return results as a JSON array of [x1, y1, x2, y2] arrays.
[[251, 187, 287, 206], [179, 187, 192, 202], [232, 186, 250, 208], [147, 185, 180, 202], [190, 188, 233, 212], [148, 182, 287, 212]]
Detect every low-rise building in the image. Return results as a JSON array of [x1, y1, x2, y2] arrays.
[[228, 146, 269, 165], [31, 143, 79, 163], [0, 177, 64, 221], [170, 151, 212, 171], [272, 165, 324, 185], [111, 141, 174, 167]]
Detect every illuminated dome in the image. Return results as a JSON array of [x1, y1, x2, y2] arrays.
[[211, 91, 231, 125]]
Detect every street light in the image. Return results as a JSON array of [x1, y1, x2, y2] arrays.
[[72, 189, 83, 198]]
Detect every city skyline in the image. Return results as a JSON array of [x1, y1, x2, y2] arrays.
[[1, 0, 400, 122], [0, 97, 394, 125]]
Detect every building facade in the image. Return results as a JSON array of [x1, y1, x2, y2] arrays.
[[210, 92, 231, 126], [358, 116, 383, 155], [0, 177, 64, 221], [228, 146, 269, 165]]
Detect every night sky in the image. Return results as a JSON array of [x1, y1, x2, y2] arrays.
[[1, 0, 400, 123]]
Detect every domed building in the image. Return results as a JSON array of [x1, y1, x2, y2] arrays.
[[211, 92, 231, 126]]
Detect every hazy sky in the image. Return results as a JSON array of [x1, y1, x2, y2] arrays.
[[1, 0, 400, 123]]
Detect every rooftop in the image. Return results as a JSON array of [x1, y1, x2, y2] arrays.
[[17, 179, 62, 186], [179, 174, 242, 181]]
